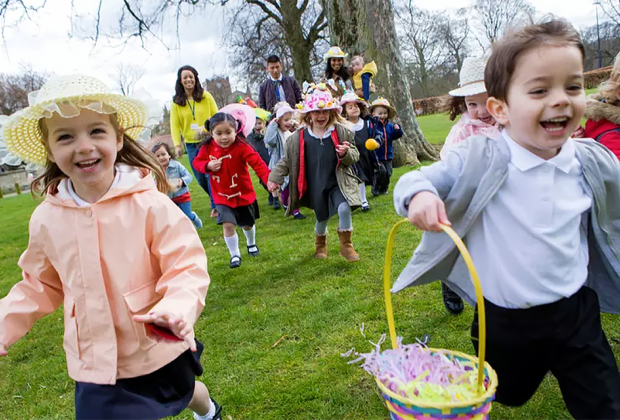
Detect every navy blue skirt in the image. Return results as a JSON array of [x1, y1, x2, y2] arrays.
[[75, 340, 204, 420]]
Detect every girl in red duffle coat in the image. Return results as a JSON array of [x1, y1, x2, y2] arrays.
[[194, 112, 270, 269]]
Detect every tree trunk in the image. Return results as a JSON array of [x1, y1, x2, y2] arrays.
[[321, 0, 439, 166], [280, 1, 314, 84]]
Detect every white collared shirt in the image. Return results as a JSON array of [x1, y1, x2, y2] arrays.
[[269, 74, 287, 103], [62, 166, 133, 207], [466, 130, 592, 308], [307, 125, 335, 139]]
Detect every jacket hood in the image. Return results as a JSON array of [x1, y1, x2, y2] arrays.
[[584, 94, 620, 125], [45, 164, 156, 208]]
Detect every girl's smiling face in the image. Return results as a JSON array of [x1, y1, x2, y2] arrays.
[[44, 109, 122, 201], [153, 145, 171, 167], [465, 93, 495, 125], [212, 120, 237, 148], [310, 110, 330, 129], [277, 113, 294, 131]]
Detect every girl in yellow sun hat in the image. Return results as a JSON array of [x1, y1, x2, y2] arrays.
[[1, 74, 221, 420]]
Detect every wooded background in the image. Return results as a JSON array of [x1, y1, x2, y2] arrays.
[[0, 0, 611, 164]]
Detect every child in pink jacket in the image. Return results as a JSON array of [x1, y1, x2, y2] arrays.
[[0, 75, 221, 420], [439, 57, 500, 315]]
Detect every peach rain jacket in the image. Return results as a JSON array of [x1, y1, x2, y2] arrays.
[[0, 165, 210, 385]]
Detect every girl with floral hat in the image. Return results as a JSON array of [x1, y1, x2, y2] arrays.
[[440, 56, 499, 161], [322, 46, 352, 98], [0, 74, 221, 420], [341, 92, 383, 211], [268, 84, 362, 262]]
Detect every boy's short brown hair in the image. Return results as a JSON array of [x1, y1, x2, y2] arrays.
[[485, 19, 585, 102]]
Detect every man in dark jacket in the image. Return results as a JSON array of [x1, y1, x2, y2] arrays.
[[258, 55, 303, 112]]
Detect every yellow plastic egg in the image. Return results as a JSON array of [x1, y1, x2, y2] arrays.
[[365, 139, 379, 151], [318, 100, 326, 108]]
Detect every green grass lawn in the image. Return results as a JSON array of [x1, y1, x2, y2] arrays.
[[1, 155, 619, 419]]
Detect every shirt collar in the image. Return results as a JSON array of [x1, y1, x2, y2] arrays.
[[65, 166, 122, 207], [308, 125, 335, 139], [502, 130, 575, 174], [269, 74, 283, 82]]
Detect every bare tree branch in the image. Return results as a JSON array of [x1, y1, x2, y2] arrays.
[[246, 0, 283, 26]]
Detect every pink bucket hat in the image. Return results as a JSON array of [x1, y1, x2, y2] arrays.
[[219, 103, 256, 138], [296, 83, 342, 114]]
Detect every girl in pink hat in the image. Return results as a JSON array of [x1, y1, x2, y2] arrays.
[[267, 84, 362, 262]]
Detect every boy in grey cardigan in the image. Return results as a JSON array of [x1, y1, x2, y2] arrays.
[[394, 20, 620, 418]]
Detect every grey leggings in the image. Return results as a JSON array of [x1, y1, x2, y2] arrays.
[[314, 201, 352, 234]]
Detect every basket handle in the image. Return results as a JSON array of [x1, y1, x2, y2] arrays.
[[383, 219, 487, 392]]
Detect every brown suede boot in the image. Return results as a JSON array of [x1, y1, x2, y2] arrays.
[[315, 234, 327, 259], [338, 230, 359, 262]]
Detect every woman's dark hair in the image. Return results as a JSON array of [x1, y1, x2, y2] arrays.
[[173, 65, 205, 106], [151, 142, 175, 160], [324, 58, 350, 82], [200, 112, 248, 148], [443, 96, 466, 121]]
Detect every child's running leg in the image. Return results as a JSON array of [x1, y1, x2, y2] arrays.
[[549, 287, 620, 418], [177, 201, 203, 229], [336, 202, 359, 262], [189, 381, 222, 420], [242, 225, 259, 257], [383, 159, 393, 194], [223, 223, 241, 268], [359, 183, 369, 211], [314, 219, 328, 259]]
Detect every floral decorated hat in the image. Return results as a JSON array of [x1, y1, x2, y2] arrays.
[[324, 46, 348, 60], [3, 74, 157, 166], [369, 97, 397, 119], [296, 83, 342, 114]]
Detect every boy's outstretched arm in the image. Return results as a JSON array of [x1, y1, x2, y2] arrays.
[[394, 148, 465, 228]]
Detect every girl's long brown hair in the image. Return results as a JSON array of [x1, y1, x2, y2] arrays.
[[32, 114, 169, 197], [443, 96, 466, 121]]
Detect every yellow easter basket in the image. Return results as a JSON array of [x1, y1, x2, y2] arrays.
[[378, 220, 498, 419]]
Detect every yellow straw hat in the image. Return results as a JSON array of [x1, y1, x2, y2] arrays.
[[3, 74, 154, 166], [369, 97, 397, 120]]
